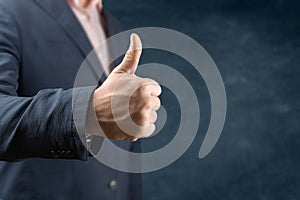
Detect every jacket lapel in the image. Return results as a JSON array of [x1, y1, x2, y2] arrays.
[[102, 10, 123, 39], [34, 0, 94, 59], [34, 0, 124, 84], [102, 10, 124, 72], [34, 0, 107, 84]]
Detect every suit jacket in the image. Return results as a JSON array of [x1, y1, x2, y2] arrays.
[[0, 0, 141, 199]]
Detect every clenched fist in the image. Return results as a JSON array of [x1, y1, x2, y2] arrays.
[[92, 33, 161, 141]]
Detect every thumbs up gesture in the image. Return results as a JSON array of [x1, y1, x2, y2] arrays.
[[93, 34, 162, 141]]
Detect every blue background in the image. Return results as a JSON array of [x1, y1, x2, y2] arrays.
[[105, 0, 300, 199]]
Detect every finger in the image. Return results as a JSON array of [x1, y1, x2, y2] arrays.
[[129, 137, 138, 142], [142, 124, 156, 138], [149, 84, 162, 97], [115, 33, 142, 74], [150, 96, 161, 111], [141, 80, 162, 97], [142, 78, 160, 87], [124, 133, 139, 142], [149, 111, 158, 123]]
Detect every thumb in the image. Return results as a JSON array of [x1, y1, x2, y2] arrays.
[[115, 33, 142, 74]]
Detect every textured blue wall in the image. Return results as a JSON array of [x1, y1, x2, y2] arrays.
[[105, 0, 300, 199]]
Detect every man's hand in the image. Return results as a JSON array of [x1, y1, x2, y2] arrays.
[[92, 33, 161, 141]]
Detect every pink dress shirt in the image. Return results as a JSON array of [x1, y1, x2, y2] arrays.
[[68, 0, 111, 75]]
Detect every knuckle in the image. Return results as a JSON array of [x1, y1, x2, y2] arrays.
[[152, 85, 162, 96], [134, 112, 148, 126], [155, 97, 161, 107], [143, 79, 162, 96], [144, 78, 159, 86], [125, 51, 134, 60], [157, 85, 162, 95], [137, 85, 148, 94], [151, 112, 158, 122], [128, 136, 138, 142], [145, 124, 156, 137], [143, 101, 152, 110]]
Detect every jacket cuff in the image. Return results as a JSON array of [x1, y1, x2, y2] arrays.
[[71, 86, 97, 161]]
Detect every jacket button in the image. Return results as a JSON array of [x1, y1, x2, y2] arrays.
[[60, 150, 66, 157], [50, 150, 59, 158], [108, 179, 117, 191], [66, 150, 74, 157]]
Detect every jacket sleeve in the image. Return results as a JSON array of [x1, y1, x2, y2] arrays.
[[0, 2, 92, 161]]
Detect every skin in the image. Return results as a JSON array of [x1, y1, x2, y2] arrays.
[[77, 0, 91, 8], [92, 34, 162, 141]]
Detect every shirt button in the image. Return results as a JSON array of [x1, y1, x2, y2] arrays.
[[108, 179, 117, 191], [81, 15, 89, 20]]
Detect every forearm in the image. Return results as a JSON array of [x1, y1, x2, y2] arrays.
[[0, 87, 94, 161]]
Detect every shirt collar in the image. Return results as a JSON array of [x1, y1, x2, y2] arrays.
[[69, 0, 102, 12]]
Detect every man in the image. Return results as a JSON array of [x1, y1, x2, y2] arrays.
[[0, 0, 161, 199]]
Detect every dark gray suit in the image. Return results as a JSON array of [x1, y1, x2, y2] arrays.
[[0, 0, 141, 199]]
